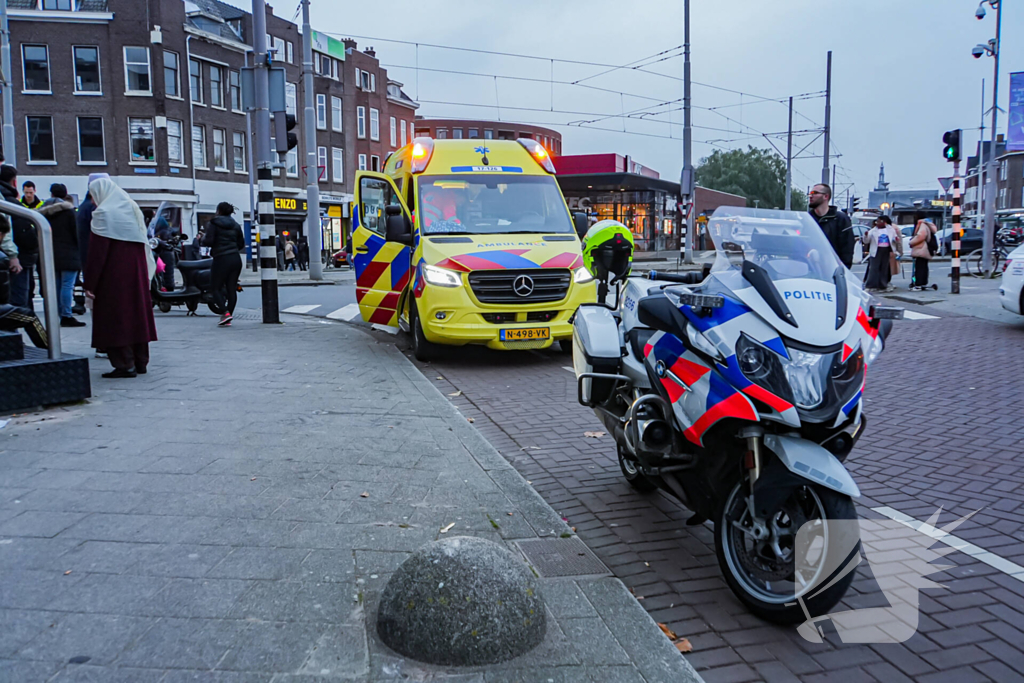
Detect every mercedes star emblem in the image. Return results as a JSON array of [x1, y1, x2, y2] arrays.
[[513, 275, 535, 297]]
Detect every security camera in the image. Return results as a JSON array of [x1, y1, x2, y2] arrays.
[[972, 45, 986, 58], [976, 4, 987, 19]]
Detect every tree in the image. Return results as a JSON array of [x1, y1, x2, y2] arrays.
[[695, 146, 807, 212]]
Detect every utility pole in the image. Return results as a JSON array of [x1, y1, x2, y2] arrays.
[[981, 1, 1002, 277], [301, 0, 323, 280], [0, 0, 15, 162], [785, 96, 793, 210], [952, 160, 962, 294], [251, 0, 279, 323], [978, 79, 986, 229], [681, 0, 694, 263], [821, 51, 832, 185], [246, 50, 258, 273]]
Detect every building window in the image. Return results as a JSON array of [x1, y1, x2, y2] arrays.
[[26, 116, 55, 162], [452, 128, 463, 140], [232, 131, 246, 172], [317, 146, 328, 183], [229, 70, 241, 111], [370, 155, 380, 172], [73, 46, 100, 93], [401, 121, 408, 147], [285, 82, 297, 116], [357, 106, 366, 139], [286, 147, 298, 177], [331, 96, 342, 132], [272, 36, 285, 62], [124, 46, 151, 94], [370, 108, 379, 141], [436, 129, 448, 140], [390, 117, 397, 147], [192, 124, 206, 168], [332, 147, 343, 183], [77, 117, 104, 163], [209, 66, 223, 107], [42, 0, 73, 8], [128, 117, 155, 163], [164, 50, 180, 98], [21, 44, 50, 92], [212, 128, 227, 170], [359, 69, 371, 90], [358, 154, 367, 171], [319, 54, 332, 77], [468, 128, 479, 139], [286, 41, 294, 64], [999, 161, 1008, 181], [316, 94, 327, 130], [167, 119, 184, 165], [189, 59, 202, 103]]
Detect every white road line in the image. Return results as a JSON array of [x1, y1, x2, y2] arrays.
[[562, 366, 575, 373], [282, 304, 321, 314], [872, 506, 1024, 583], [902, 310, 940, 320], [371, 323, 399, 335], [326, 304, 360, 321]]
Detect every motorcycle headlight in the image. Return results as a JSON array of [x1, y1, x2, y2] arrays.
[[422, 264, 461, 288], [784, 350, 831, 410], [738, 344, 769, 380], [573, 266, 595, 284], [734, 334, 793, 406]]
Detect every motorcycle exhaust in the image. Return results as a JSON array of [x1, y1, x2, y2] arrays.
[[637, 418, 673, 451]]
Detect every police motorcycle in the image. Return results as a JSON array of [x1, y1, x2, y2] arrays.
[[571, 209, 903, 623]]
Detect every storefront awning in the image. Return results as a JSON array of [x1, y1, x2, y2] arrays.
[[556, 172, 681, 195]]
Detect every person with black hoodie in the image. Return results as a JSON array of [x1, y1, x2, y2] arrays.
[[808, 183, 855, 269], [0, 165, 38, 310], [202, 202, 245, 327], [38, 183, 85, 327]]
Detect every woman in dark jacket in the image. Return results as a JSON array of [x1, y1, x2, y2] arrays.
[[202, 202, 245, 327], [38, 184, 85, 326]]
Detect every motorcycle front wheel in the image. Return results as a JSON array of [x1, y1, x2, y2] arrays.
[[715, 479, 859, 624]]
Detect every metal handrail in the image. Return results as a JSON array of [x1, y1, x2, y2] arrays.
[[0, 201, 60, 359]]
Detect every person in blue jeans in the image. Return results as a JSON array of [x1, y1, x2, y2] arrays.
[[38, 183, 85, 327]]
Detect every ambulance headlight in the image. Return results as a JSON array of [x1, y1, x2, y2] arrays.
[[422, 264, 461, 288], [573, 267, 594, 284]]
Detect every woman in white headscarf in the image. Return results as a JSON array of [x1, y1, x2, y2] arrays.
[[83, 178, 158, 378]]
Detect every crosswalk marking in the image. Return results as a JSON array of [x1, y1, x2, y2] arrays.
[[282, 304, 321, 314], [902, 310, 940, 320], [326, 304, 360, 321]]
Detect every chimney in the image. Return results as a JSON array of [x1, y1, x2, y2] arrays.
[[365, 46, 376, 58], [343, 38, 357, 50]]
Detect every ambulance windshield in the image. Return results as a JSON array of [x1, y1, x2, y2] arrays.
[[418, 175, 574, 235]]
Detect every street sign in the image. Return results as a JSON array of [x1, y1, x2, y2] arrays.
[[938, 177, 953, 193]]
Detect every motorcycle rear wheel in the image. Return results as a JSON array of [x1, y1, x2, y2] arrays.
[[157, 301, 172, 313], [618, 445, 657, 493], [715, 478, 859, 624]]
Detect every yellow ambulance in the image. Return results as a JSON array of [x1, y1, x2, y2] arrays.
[[352, 138, 596, 360]]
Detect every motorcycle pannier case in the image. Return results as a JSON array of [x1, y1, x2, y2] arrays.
[[572, 306, 622, 405]]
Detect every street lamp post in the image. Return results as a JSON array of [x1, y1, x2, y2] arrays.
[[973, 0, 1002, 277]]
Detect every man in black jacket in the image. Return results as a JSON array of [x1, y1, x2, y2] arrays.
[[0, 165, 37, 310], [808, 183, 855, 269], [38, 184, 85, 327]]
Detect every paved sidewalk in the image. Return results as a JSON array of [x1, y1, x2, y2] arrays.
[[239, 267, 354, 287], [0, 311, 701, 682]]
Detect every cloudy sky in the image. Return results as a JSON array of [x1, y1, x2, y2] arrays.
[[224, 0, 1021, 202]]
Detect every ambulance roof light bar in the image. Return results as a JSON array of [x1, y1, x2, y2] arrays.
[[517, 138, 556, 174], [410, 137, 434, 174]]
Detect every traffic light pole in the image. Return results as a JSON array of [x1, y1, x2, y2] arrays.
[[952, 161, 961, 295], [680, 0, 694, 264], [300, 0, 323, 281], [251, 0, 280, 323], [0, 1, 16, 162]]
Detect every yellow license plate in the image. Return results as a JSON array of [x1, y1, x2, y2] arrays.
[[500, 327, 550, 341]]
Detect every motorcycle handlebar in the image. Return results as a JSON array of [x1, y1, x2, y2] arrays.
[[647, 270, 704, 285]]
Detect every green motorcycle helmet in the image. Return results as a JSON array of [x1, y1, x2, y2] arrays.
[[582, 219, 635, 284]]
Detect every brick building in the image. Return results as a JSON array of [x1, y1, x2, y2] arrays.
[[3, 0, 417, 255]]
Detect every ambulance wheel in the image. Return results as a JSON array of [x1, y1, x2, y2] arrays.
[[410, 301, 440, 363], [559, 339, 573, 354], [618, 445, 657, 493]]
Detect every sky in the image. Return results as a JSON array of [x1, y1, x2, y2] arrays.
[[223, 0, 1022, 203]]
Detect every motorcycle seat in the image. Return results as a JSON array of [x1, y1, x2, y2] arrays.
[[177, 259, 213, 273]]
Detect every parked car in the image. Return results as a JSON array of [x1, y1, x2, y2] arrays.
[[851, 223, 870, 263], [999, 243, 1024, 315], [942, 228, 983, 255], [331, 248, 350, 268]]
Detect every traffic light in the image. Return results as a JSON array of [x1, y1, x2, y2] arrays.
[[273, 113, 299, 156], [942, 129, 961, 162], [851, 196, 860, 212]]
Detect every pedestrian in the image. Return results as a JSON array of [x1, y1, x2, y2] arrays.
[[77, 173, 107, 269], [0, 210, 21, 291], [83, 178, 158, 378], [284, 238, 297, 270], [276, 233, 285, 270], [37, 183, 85, 327], [298, 236, 309, 271], [151, 212, 176, 291], [189, 229, 205, 261], [864, 216, 900, 292], [808, 183, 855, 269], [909, 211, 937, 291], [19, 181, 43, 210], [0, 166, 38, 310], [202, 202, 245, 327]]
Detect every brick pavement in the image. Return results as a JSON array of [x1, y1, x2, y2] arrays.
[[406, 315, 1024, 683]]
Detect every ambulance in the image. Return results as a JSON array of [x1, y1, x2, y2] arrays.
[[351, 138, 596, 361]]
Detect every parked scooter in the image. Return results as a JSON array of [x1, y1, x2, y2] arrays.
[[572, 209, 903, 624], [149, 237, 225, 316]]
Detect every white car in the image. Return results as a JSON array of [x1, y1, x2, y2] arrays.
[[999, 243, 1024, 315]]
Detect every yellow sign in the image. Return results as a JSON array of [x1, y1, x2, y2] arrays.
[[274, 197, 308, 212], [327, 205, 342, 218]]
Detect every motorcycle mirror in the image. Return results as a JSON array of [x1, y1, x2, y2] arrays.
[[869, 305, 904, 320], [678, 292, 724, 309]]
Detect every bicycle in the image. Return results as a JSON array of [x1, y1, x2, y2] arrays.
[[966, 238, 1013, 277]]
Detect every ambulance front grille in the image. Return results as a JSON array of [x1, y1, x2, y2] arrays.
[[468, 269, 571, 304]]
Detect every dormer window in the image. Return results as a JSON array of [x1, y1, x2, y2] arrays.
[[42, 0, 73, 9]]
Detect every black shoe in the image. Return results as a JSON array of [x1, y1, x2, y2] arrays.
[[136, 367, 147, 375], [102, 368, 137, 378], [61, 317, 87, 328]]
